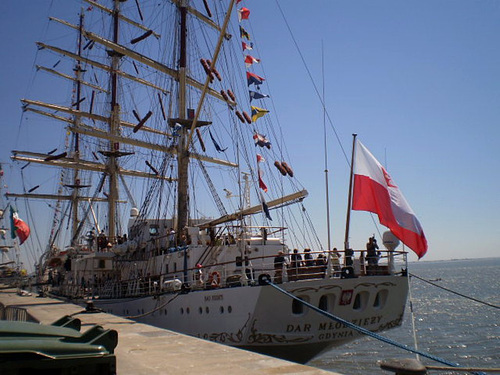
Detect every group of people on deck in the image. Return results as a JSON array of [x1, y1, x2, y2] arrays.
[[273, 236, 383, 282], [274, 248, 331, 283]]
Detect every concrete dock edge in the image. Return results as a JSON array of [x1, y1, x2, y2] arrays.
[[0, 287, 341, 374]]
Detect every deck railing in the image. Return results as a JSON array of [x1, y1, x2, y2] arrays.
[[49, 248, 407, 300]]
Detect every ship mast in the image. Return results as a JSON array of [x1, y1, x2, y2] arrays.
[[105, 0, 123, 242], [176, 0, 237, 233], [70, 11, 85, 246], [176, 0, 189, 233]]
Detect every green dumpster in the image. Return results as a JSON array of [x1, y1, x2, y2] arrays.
[[0, 315, 117, 375]]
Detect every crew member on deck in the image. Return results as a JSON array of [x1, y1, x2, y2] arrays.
[[304, 248, 314, 267], [97, 230, 107, 250], [366, 236, 380, 266]]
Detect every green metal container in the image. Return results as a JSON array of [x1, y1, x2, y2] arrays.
[[0, 315, 117, 375]]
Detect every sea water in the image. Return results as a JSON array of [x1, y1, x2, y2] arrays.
[[313, 257, 500, 374]]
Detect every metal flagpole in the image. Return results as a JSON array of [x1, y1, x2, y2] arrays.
[[344, 133, 357, 250]]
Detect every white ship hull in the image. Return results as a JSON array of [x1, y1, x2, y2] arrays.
[[91, 274, 408, 363]]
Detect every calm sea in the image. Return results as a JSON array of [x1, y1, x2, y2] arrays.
[[311, 257, 500, 374]]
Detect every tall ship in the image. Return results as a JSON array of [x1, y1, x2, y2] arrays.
[[8, 0, 427, 363]]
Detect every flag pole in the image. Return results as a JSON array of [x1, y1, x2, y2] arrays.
[[344, 133, 357, 250], [321, 41, 332, 253]]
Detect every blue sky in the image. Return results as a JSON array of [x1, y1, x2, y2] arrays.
[[1, 0, 499, 268]]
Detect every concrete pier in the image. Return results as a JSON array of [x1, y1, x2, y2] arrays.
[[0, 287, 340, 374]]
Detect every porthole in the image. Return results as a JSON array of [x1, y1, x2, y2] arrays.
[[220, 306, 224, 314], [319, 294, 336, 312], [199, 307, 203, 314], [206, 306, 209, 314], [319, 295, 328, 311], [373, 289, 389, 309], [180, 307, 184, 314], [186, 307, 190, 314], [228, 306, 232, 313], [353, 291, 369, 311], [292, 295, 309, 315]]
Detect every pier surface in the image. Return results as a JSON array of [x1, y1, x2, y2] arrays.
[[0, 287, 340, 374]]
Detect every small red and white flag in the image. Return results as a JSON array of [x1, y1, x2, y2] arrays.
[[238, 7, 250, 21], [10, 207, 30, 245], [242, 41, 253, 51], [352, 139, 427, 258], [256, 154, 268, 192], [245, 55, 261, 68]]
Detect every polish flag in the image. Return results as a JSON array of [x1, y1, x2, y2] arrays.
[[352, 139, 427, 258]]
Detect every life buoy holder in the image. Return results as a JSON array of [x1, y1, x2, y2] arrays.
[[209, 271, 221, 287]]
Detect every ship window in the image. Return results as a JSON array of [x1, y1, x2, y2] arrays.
[[220, 306, 224, 314], [180, 308, 184, 314], [292, 295, 309, 315], [199, 307, 203, 314], [186, 307, 190, 314], [99, 259, 105, 269], [374, 290, 389, 309], [206, 307, 209, 314], [353, 291, 369, 311], [149, 225, 159, 236], [228, 306, 232, 313]]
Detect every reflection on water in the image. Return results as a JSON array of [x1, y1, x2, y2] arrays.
[[311, 258, 500, 375]]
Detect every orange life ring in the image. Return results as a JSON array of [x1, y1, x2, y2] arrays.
[[209, 271, 221, 287]]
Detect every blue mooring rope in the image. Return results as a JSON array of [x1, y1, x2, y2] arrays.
[[265, 280, 485, 374]]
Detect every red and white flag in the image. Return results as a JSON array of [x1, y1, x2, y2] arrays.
[[242, 41, 253, 51], [352, 140, 427, 258], [10, 207, 30, 245], [238, 7, 250, 22], [256, 154, 268, 192], [245, 55, 261, 68]]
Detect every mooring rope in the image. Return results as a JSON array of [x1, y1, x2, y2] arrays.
[[125, 292, 181, 319], [409, 273, 500, 310], [265, 279, 486, 373]]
